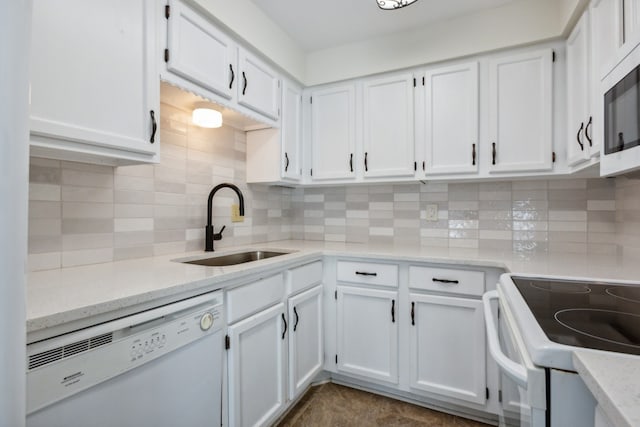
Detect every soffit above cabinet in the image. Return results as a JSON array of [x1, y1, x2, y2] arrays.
[[160, 82, 270, 132], [250, 0, 520, 51]]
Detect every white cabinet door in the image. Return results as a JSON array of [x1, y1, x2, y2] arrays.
[[567, 12, 592, 166], [238, 49, 281, 120], [362, 73, 415, 178], [423, 62, 479, 175], [624, 0, 640, 46], [488, 49, 553, 173], [310, 85, 357, 181], [228, 303, 287, 427], [166, 0, 236, 100], [591, 0, 622, 81], [288, 285, 323, 400], [282, 81, 303, 181], [336, 286, 398, 384], [30, 0, 159, 160], [409, 293, 486, 405]]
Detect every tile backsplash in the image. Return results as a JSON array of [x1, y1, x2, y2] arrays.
[[290, 179, 618, 255], [28, 102, 293, 271], [27, 101, 640, 270]]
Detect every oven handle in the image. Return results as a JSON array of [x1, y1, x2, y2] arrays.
[[483, 290, 529, 389]]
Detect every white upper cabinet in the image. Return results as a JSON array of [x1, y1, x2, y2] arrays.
[[238, 50, 281, 120], [246, 79, 301, 184], [488, 49, 554, 173], [281, 82, 303, 181], [591, 0, 621, 81], [567, 12, 592, 166], [165, 0, 236, 101], [422, 62, 479, 175], [310, 85, 357, 181], [624, 0, 640, 46], [362, 73, 415, 178], [30, 0, 159, 164]]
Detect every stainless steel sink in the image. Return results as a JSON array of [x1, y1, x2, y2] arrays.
[[181, 250, 290, 267]]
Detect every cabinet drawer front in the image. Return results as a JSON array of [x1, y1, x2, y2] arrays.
[[337, 261, 398, 287], [288, 261, 323, 295], [226, 274, 284, 324], [409, 266, 485, 296]]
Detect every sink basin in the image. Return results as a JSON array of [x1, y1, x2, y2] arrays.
[[181, 251, 290, 267]]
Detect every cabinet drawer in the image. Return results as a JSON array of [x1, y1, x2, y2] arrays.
[[226, 273, 284, 324], [337, 261, 398, 287], [288, 261, 323, 295], [409, 266, 485, 296]]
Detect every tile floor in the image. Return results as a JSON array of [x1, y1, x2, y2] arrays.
[[277, 383, 493, 427]]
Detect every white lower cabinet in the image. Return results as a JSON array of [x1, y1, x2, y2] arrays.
[[227, 303, 287, 427], [287, 285, 323, 400], [336, 286, 399, 384], [409, 293, 486, 405]]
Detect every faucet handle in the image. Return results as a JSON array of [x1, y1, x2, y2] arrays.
[[213, 225, 226, 241]]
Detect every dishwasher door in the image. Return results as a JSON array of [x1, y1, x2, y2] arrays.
[[27, 292, 224, 427]]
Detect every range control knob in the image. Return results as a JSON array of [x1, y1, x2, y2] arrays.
[[200, 312, 214, 331]]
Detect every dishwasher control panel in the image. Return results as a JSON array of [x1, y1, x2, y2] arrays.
[[27, 292, 224, 414]]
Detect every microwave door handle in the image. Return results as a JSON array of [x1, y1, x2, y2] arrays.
[[482, 291, 529, 389]]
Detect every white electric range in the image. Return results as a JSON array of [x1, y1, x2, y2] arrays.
[[484, 274, 640, 427]]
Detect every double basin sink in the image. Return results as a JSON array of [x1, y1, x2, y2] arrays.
[[179, 250, 290, 267]]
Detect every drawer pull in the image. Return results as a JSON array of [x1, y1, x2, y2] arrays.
[[432, 278, 459, 284], [355, 271, 377, 276], [391, 299, 395, 323]]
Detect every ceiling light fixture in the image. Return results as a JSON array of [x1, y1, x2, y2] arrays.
[[377, 0, 418, 10], [192, 105, 223, 128]]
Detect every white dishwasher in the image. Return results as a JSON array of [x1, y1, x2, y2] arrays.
[[26, 291, 225, 427]]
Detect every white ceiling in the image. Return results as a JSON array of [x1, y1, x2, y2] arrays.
[[250, 0, 522, 51]]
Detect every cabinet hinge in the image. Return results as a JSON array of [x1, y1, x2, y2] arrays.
[[164, 49, 170, 63], [225, 335, 230, 350], [165, 4, 170, 19], [310, 96, 313, 104], [498, 390, 503, 403], [486, 387, 490, 400], [335, 354, 338, 364], [552, 50, 556, 62], [552, 151, 556, 163], [334, 290, 337, 300], [414, 161, 417, 171], [413, 77, 417, 87], [497, 306, 500, 319]]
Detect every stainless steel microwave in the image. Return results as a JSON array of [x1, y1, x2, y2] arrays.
[[602, 43, 640, 176]]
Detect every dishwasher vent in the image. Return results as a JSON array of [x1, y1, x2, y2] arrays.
[[28, 332, 113, 370]]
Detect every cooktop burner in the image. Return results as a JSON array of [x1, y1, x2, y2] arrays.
[[511, 276, 640, 355]]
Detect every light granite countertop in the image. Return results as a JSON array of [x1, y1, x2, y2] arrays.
[[27, 239, 640, 334], [573, 351, 640, 427]]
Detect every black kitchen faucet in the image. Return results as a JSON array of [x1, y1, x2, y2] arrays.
[[205, 183, 245, 251]]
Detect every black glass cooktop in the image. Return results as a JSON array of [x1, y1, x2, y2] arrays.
[[511, 276, 640, 355]]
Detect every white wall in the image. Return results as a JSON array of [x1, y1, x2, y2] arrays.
[[304, 0, 585, 85], [193, 0, 307, 83], [0, 0, 30, 425]]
